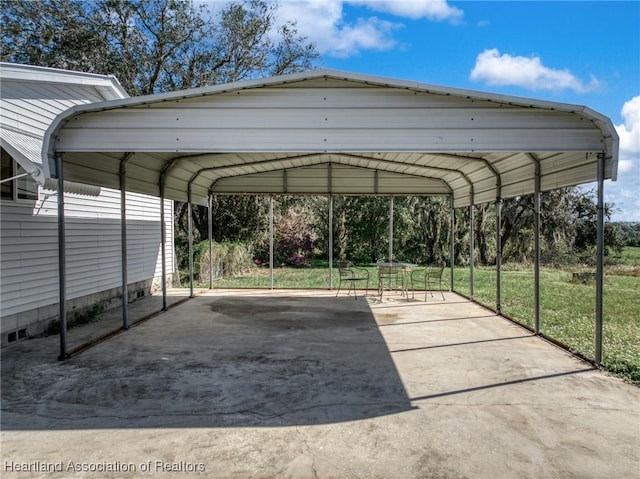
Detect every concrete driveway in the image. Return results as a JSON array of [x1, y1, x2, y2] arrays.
[[1, 290, 638, 478]]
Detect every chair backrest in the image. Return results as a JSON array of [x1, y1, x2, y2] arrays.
[[377, 266, 396, 278], [427, 263, 445, 279], [336, 260, 355, 278]]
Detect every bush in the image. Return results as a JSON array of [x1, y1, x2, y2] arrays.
[[197, 241, 254, 283], [253, 208, 317, 267]]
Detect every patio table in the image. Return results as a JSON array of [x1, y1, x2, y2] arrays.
[[371, 262, 417, 297]]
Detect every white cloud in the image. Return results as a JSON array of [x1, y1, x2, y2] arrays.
[[276, 0, 461, 58], [615, 95, 640, 174], [470, 48, 600, 93], [348, 0, 463, 22], [277, 1, 400, 57], [604, 96, 640, 221]]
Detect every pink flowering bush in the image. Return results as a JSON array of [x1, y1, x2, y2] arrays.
[[254, 209, 317, 267]]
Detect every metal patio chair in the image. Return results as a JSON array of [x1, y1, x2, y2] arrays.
[[411, 263, 445, 301], [376, 259, 406, 298], [335, 260, 369, 299]]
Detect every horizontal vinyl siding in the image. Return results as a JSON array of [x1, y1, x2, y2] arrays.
[[1, 189, 174, 318]]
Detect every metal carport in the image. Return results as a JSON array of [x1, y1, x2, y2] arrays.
[[40, 69, 619, 361]]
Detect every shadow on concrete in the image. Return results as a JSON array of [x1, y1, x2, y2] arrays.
[[389, 334, 533, 353], [378, 314, 498, 326], [410, 368, 595, 401], [1, 294, 414, 430]]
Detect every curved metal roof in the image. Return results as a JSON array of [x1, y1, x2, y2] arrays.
[[42, 69, 619, 207]]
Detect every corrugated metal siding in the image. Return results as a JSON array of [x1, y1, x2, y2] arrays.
[[0, 189, 173, 317], [210, 163, 450, 196], [48, 75, 616, 207], [56, 87, 604, 154]]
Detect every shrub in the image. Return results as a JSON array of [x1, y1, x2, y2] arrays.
[[253, 208, 317, 267], [197, 241, 254, 283]]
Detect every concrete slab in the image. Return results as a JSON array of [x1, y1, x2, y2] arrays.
[[1, 290, 638, 479], [64, 288, 194, 352]]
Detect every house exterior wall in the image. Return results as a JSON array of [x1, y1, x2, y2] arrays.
[[0, 185, 174, 345], [1, 63, 174, 347]]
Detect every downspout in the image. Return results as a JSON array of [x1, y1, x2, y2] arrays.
[[55, 152, 68, 361]]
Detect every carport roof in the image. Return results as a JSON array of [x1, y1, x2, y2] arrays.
[[43, 69, 619, 207]]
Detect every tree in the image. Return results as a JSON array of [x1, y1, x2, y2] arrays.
[[1, 0, 320, 96], [0, 0, 108, 72]]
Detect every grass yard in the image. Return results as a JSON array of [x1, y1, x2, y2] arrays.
[[209, 249, 640, 384]]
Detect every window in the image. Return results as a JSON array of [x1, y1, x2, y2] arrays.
[[1, 147, 38, 201]]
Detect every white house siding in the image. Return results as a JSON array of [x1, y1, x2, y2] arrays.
[[0, 185, 174, 342], [1, 63, 174, 346]]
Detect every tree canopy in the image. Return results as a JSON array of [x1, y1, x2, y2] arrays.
[[1, 0, 320, 95]]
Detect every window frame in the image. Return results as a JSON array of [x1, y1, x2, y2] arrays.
[[1, 147, 39, 203]]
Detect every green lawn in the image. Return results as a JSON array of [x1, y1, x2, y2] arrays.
[[205, 249, 640, 384]]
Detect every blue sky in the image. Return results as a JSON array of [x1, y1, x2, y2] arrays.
[[205, 0, 640, 222], [264, 0, 640, 221]]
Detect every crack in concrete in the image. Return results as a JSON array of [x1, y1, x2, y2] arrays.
[[297, 427, 319, 479]]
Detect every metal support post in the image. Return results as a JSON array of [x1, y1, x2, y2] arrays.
[[450, 202, 455, 291], [469, 201, 475, 298], [55, 153, 67, 360], [187, 185, 194, 298], [119, 158, 129, 329], [329, 195, 334, 289], [208, 195, 213, 289], [159, 181, 168, 311], [495, 197, 503, 313], [595, 153, 605, 363], [269, 196, 274, 289], [534, 164, 541, 334], [388, 196, 394, 289]]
